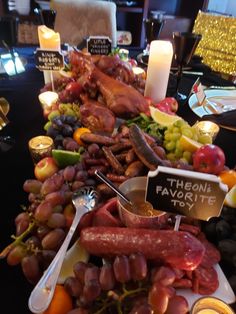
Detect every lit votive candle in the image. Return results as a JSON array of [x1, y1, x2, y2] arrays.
[[132, 66, 146, 80], [190, 297, 235, 314], [119, 48, 129, 61], [28, 135, 54, 164], [38, 91, 58, 110], [195, 121, 220, 141]]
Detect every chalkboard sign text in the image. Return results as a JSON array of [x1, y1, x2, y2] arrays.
[[35, 49, 64, 71], [146, 166, 228, 221], [87, 36, 112, 55]]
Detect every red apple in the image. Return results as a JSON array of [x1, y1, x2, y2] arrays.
[[34, 157, 59, 182], [43, 107, 51, 119]]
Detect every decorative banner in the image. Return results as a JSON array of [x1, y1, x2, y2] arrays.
[[87, 36, 112, 55], [35, 49, 64, 71], [146, 166, 228, 221], [193, 10, 236, 76]]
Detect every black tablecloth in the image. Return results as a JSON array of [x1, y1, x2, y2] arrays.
[[0, 47, 235, 314], [0, 46, 44, 314]]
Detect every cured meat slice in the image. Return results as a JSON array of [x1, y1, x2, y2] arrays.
[[192, 265, 219, 295]]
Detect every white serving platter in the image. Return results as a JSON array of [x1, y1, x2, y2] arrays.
[[178, 264, 235, 308]]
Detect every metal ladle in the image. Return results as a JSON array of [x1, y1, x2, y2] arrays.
[[28, 186, 99, 314], [95, 170, 133, 206]]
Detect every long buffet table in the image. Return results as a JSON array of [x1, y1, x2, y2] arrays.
[[0, 46, 236, 314]]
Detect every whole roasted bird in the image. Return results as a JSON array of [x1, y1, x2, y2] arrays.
[[69, 50, 149, 119]]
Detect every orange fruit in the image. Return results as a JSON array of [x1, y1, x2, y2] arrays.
[[219, 170, 236, 190], [73, 127, 91, 146], [43, 284, 73, 314]]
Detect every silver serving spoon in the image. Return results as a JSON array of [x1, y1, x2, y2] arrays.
[[28, 186, 99, 314], [95, 170, 133, 206]]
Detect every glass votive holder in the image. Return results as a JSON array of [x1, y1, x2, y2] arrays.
[[28, 135, 54, 165], [195, 120, 220, 141], [132, 66, 146, 80], [119, 48, 129, 62], [190, 297, 235, 314], [38, 91, 58, 110]]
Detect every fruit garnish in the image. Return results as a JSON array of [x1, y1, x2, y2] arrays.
[[150, 106, 182, 127], [224, 184, 236, 208], [42, 284, 73, 314], [73, 127, 91, 146], [52, 149, 81, 168], [179, 135, 203, 153], [219, 170, 236, 190]]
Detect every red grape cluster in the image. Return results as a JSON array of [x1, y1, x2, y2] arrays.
[[46, 114, 82, 149], [63, 253, 188, 314], [6, 162, 96, 284]]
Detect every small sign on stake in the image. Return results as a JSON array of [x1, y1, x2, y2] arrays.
[[191, 77, 206, 105], [146, 166, 228, 221], [87, 36, 112, 55], [35, 49, 64, 71]]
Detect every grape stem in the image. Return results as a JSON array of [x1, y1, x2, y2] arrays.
[[93, 284, 148, 314], [0, 221, 36, 259]]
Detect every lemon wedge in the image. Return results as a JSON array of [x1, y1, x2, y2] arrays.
[[58, 240, 89, 284], [59, 69, 73, 78], [150, 106, 182, 127], [179, 135, 203, 153], [224, 184, 236, 208]]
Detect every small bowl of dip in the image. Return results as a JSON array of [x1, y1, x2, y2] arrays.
[[117, 176, 166, 228]]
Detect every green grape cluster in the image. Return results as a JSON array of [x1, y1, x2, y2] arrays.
[[163, 119, 212, 164]]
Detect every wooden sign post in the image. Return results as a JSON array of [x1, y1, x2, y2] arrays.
[[146, 166, 228, 221]]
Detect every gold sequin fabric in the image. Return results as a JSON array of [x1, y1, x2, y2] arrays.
[[193, 10, 236, 76]]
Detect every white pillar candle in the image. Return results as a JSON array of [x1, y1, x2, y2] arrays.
[[144, 40, 173, 103], [38, 25, 61, 84]]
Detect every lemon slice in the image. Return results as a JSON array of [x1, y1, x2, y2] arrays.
[[179, 135, 203, 153], [58, 240, 89, 284], [150, 106, 182, 127], [52, 149, 81, 168], [224, 184, 236, 208], [59, 69, 73, 78]]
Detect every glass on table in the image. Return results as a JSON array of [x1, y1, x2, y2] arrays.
[[190, 296, 235, 314], [143, 11, 165, 55], [28, 135, 54, 165], [172, 32, 202, 100], [0, 98, 15, 153], [194, 121, 220, 142]]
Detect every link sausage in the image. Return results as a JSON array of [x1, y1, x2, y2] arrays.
[[80, 227, 205, 271], [129, 124, 166, 170], [102, 146, 124, 175], [80, 133, 116, 145]]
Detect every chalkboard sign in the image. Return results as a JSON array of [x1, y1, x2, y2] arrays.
[[146, 166, 228, 221], [87, 36, 112, 55], [35, 49, 64, 71]]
